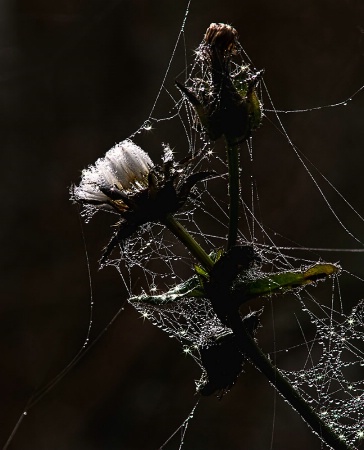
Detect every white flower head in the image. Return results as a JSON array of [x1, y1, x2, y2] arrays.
[[71, 140, 214, 263], [71, 139, 154, 214]]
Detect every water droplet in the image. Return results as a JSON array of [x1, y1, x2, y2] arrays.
[[143, 120, 153, 131]]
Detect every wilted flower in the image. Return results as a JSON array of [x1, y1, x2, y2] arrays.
[[176, 22, 263, 145], [203, 22, 239, 56], [71, 139, 214, 263]]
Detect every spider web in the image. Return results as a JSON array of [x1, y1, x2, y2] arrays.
[[94, 12, 364, 450], [4, 2, 364, 450]]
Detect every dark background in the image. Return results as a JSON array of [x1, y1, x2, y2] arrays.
[[1, 0, 364, 449]]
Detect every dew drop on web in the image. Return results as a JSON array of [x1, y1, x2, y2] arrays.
[[142, 120, 153, 131]]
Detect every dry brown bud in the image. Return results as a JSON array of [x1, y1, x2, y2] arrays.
[[204, 23, 238, 53]]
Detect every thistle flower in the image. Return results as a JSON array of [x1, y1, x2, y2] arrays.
[[71, 139, 214, 263]]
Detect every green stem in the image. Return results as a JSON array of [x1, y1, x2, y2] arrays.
[[228, 312, 352, 450], [162, 214, 214, 272], [226, 143, 240, 250]]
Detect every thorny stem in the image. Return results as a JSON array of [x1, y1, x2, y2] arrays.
[[226, 143, 240, 250], [227, 311, 353, 450], [162, 214, 214, 271]]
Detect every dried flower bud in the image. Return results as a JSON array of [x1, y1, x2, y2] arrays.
[[176, 23, 263, 145], [204, 22, 238, 54]]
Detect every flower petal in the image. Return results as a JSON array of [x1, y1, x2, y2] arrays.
[[71, 139, 154, 213]]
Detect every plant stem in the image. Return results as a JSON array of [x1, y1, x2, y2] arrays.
[[226, 143, 240, 250], [228, 311, 353, 450], [164, 145, 349, 449], [222, 138, 350, 448], [163, 214, 214, 271], [164, 217, 349, 448]]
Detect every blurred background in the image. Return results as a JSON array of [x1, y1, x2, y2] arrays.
[[1, 0, 364, 449]]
